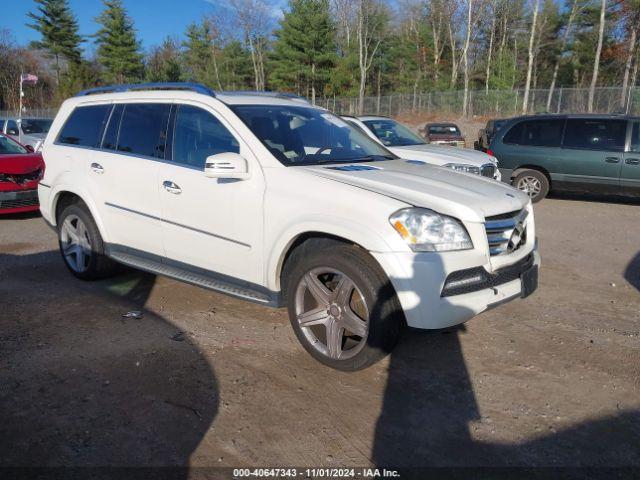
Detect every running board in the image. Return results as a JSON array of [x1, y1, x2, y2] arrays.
[[108, 250, 279, 307]]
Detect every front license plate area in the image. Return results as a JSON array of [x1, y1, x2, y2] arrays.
[[520, 264, 539, 298]]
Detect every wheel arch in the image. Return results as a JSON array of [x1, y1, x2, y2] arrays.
[[268, 224, 392, 294], [50, 187, 109, 242]]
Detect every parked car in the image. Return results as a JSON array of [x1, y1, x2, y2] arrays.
[[0, 133, 44, 214], [421, 122, 466, 147], [344, 115, 500, 180], [475, 118, 508, 152], [1, 117, 53, 150], [489, 114, 640, 202], [39, 83, 539, 371]]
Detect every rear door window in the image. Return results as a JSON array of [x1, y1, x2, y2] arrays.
[[57, 104, 112, 147], [503, 119, 565, 147], [562, 119, 627, 152], [7, 120, 19, 136], [117, 103, 171, 158]]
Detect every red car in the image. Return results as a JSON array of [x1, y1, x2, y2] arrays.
[[0, 133, 44, 214]]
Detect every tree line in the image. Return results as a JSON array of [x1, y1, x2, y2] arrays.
[[1, 0, 639, 115]]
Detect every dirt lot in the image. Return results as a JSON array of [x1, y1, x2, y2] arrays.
[[1, 195, 639, 476]]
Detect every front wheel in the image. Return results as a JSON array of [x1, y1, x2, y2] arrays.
[[513, 169, 549, 203], [284, 240, 404, 371]]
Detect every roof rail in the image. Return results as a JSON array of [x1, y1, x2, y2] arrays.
[[76, 82, 216, 97], [219, 91, 309, 103]]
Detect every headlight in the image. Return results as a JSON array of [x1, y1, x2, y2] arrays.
[[389, 208, 473, 252], [443, 163, 481, 175]]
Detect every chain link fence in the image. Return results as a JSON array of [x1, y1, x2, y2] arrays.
[[0, 108, 58, 121], [318, 86, 640, 118]]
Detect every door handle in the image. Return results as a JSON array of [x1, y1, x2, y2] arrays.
[[625, 158, 640, 165], [162, 180, 182, 194], [90, 162, 104, 174], [605, 157, 620, 163]]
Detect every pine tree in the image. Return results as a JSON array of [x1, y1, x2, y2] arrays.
[[182, 22, 214, 85], [270, 0, 336, 102], [27, 0, 83, 84], [95, 0, 144, 84]]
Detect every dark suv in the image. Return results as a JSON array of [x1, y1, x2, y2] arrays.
[[489, 115, 640, 202]]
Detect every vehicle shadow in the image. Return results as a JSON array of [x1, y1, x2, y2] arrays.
[[0, 249, 218, 473], [625, 252, 640, 292], [372, 256, 640, 473], [547, 191, 640, 206]]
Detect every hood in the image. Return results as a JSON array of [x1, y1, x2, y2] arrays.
[[0, 153, 44, 174], [299, 159, 528, 222], [390, 144, 495, 167]]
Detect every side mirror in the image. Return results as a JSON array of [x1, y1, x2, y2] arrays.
[[204, 152, 250, 180], [25, 145, 35, 153]]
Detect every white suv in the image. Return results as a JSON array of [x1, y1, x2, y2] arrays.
[[39, 83, 539, 371]]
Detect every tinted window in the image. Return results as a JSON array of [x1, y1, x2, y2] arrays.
[[363, 119, 424, 147], [0, 120, 5, 130], [428, 125, 461, 135], [117, 103, 170, 158], [503, 119, 564, 147], [630, 122, 640, 153], [21, 119, 52, 134], [57, 105, 111, 147], [102, 104, 124, 150], [563, 119, 626, 152], [172, 105, 239, 168]]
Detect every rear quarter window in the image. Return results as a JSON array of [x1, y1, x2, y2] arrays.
[[57, 104, 112, 147], [503, 119, 565, 147]]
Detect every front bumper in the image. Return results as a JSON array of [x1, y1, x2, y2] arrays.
[[372, 244, 540, 330], [0, 188, 39, 213]]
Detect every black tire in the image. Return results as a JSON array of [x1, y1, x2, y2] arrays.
[[513, 169, 550, 203], [283, 239, 404, 371], [57, 202, 118, 280]]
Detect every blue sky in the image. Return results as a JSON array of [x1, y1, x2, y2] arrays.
[[3, 0, 287, 55]]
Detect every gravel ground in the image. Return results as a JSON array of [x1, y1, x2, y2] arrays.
[[1, 195, 639, 476]]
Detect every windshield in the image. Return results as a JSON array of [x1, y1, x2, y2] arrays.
[[428, 125, 461, 136], [20, 119, 53, 135], [0, 135, 28, 154], [231, 105, 396, 166], [362, 119, 425, 147]]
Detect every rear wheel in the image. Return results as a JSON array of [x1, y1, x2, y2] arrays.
[[284, 240, 404, 371], [513, 169, 549, 203], [58, 202, 117, 280]]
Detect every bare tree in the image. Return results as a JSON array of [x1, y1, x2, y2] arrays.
[[588, 0, 607, 112], [462, 0, 474, 116], [428, 0, 447, 86], [485, 0, 497, 93], [230, 0, 271, 91], [522, 0, 540, 114], [546, 0, 579, 112], [356, 0, 384, 114], [620, 0, 640, 109]]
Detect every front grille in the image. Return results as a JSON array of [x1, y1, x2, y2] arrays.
[[0, 168, 42, 185], [441, 253, 534, 297], [481, 164, 496, 178], [485, 209, 528, 256], [0, 190, 39, 210]]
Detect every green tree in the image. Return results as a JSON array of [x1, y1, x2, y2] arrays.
[[270, 0, 336, 102], [94, 0, 144, 84], [27, 0, 83, 84], [182, 21, 214, 86]]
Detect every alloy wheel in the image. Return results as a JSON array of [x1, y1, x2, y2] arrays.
[[516, 176, 542, 197], [294, 267, 369, 361], [60, 214, 92, 273]]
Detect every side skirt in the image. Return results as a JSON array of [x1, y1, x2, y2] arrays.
[[106, 245, 282, 308]]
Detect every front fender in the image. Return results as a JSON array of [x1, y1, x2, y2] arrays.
[[265, 216, 395, 291]]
